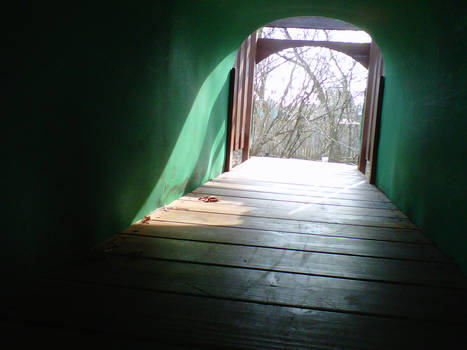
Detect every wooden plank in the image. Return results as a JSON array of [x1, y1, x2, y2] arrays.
[[7, 279, 462, 349], [202, 180, 393, 203], [216, 172, 372, 193], [219, 164, 377, 183], [224, 68, 236, 172], [228, 156, 361, 174], [55, 257, 467, 322], [149, 210, 428, 243], [210, 176, 387, 195], [256, 38, 370, 68], [242, 32, 257, 162], [184, 192, 404, 218], [369, 75, 385, 184], [229, 33, 257, 166], [359, 42, 384, 176], [194, 185, 397, 210], [234, 45, 243, 150], [217, 171, 382, 193], [267, 17, 361, 31], [366, 45, 384, 183], [9, 156, 466, 350], [227, 158, 367, 184], [166, 198, 416, 229], [231, 52, 240, 153], [238, 39, 249, 150], [122, 221, 451, 263], [124, 222, 446, 261], [102, 235, 465, 288]]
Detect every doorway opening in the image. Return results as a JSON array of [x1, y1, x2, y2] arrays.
[[226, 17, 384, 184]]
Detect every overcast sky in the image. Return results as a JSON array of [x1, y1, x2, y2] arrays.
[[259, 28, 371, 107]]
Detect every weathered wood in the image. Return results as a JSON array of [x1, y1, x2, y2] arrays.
[[369, 75, 385, 184], [226, 32, 257, 169], [57, 257, 467, 322], [230, 157, 365, 181], [124, 222, 444, 261], [192, 186, 397, 210], [238, 38, 248, 150], [267, 16, 362, 31], [242, 32, 257, 162], [193, 185, 397, 210], [102, 235, 464, 288], [256, 38, 370, 68], [359, 42, 384, 177], [166, 198, 415, 229], [209, 174, 386, 192], [201, 180, 392, 203], [224, 68, 237, 172], [217, 171, 383, 192], [184, 192, 403, 218], [8, 157, 467, 349], [7, 280, 462, 349], [149, 209, 428, 243], [224, 160, 372, 182]]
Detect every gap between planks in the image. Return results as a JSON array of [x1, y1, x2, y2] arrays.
[[147, 212, 430, 245], [51, 255, 467, 323], [181, 193, 405, 219], [201, 181, 393, 203], [9, 279, 464, 350], [123, 222, 448, 262], [103, 234, 466, 289], [160, 204, 417, 230], [193, 186, 397, 210]]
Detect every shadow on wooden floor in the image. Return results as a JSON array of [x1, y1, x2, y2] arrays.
[[5, 157, 467, 349]]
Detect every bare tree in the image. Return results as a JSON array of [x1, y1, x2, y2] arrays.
[[251, 27, 367, 164]]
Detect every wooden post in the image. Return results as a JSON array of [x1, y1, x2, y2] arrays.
[[225, 68, 236, 172], [225, 31, 258, 170], [358, 42, 384, 179]]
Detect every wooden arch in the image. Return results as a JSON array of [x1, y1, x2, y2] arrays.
[[226, 17, 384, 183], [255, 38, 371, 68]]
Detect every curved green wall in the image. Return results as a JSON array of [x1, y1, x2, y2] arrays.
[[4, 0, 466, 285]]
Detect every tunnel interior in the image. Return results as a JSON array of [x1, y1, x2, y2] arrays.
[[4, 0, 465, 288]]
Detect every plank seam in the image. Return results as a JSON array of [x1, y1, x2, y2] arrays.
[[54, 278, 465, 324], [120, 232, 450, 264], [164, 208, 416, 230], [148, 218, 432, 245], [211, 177, 384, 193], [101, 252, 465, 290], [180, 196, 404, 219], [194, 189, 397, 210], [202, 185, 393, 203]]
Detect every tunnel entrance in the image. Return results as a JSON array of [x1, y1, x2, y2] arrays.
[[226, 16, 384, 184]]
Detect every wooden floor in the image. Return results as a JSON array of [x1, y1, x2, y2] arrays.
[[6, 157, 467, 348]]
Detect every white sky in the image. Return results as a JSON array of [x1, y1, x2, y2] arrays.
[[259, 28, 371, 107]]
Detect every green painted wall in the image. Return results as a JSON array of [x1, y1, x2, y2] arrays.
[[4, 0, 466, 287], [375, 2, 467, 273], [4, 2, 233, 284]]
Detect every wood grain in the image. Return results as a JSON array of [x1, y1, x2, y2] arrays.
[[101, 234, 466, 288], [57, 256, 467, 322], [150, 209, 427, 243], [10, 157, 467, 349], [124, 222, 445, 261]]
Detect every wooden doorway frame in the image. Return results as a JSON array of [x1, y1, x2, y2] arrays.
[[225, 32, 258, 172], [225, 19, 384, 181], [358, 42, 384, 183]]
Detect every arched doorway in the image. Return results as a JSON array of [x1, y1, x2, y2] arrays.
[[226, 16, 384, 184]]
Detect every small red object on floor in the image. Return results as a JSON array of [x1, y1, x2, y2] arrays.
[[198, 196, 219, 203]]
